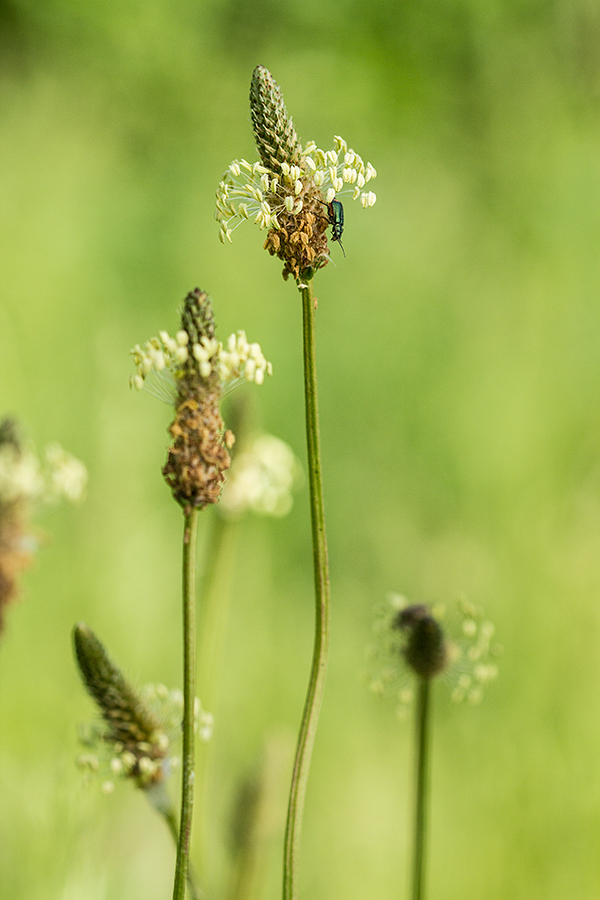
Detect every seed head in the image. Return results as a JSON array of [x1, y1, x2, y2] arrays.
[[162, 290, 231, 511]]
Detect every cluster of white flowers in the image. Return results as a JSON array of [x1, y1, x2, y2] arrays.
[[44, 444, 88, 503], [130, 329, 273, 396], [215, 159, 278, 240], [0, 441, 87, 506], [138, 682, 215, 743], [448, 605, 499, 704], [220, 434, 302, 519], [215, 135, 377, 244], [303, 135, 377, 203]]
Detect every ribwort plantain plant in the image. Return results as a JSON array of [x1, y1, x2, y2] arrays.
[[73, 622, 208, 900], [72, 65, 376, 899], [129, 288, 271, 899], [369, 595, 501, 900], [216, 66, 377, 900]]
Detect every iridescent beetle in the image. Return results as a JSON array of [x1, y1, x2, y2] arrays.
[[320, 198, 346, 257]]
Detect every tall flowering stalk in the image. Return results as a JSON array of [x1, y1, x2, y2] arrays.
[[396, 605, 446, 900], [73, 623, 207, 900], [216, 67, 376, 900], [369, 596, 500, 900], [131, 288, 271, 900]]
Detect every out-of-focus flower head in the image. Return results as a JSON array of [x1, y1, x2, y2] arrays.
[[219, 434, 303, 520], [368, 594, 501, 718], [74, 623, 213, 794], [0, 418, 86, 634]]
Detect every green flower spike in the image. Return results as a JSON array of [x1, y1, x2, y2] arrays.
[[73, 623, 170, 789]]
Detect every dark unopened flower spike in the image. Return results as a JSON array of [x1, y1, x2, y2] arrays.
[[216, 66, 377, 281], [73, 623, 169, 788], [129, 288, 272, 513], [369, 595, 500, 717], [395, 604, 449, 679]]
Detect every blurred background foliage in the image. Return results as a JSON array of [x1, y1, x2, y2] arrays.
[[2, 0, 600, 898]]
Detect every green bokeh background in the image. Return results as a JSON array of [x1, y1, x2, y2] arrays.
[[2, 2, 600, 898]]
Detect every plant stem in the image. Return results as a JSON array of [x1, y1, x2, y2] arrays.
[[172, 508, 199, 900], [412, 677, 431, 900], [283, 278, 331, 900], [147, 783, 202, 900]]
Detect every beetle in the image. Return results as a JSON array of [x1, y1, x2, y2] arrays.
[[320, 198, 346, 257]]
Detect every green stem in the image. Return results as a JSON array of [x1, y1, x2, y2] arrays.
[[283, 278, 331, 900], [412, 677, 432, 900], [147, 783, 202, 900], [172, 509, 199, 900]]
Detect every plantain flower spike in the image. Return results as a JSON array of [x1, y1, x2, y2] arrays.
[[130, 288, 272, 513], [215, 65, 377, 282], [369, 595, 500, 716], [73, 623, 170, 788]]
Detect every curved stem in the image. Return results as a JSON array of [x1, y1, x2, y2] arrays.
[[412, 677, 431, 900], [172, 508, 199, 900], [283, 278, 331, 900]]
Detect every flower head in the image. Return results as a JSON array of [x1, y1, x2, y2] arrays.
[[215, 66, 377, 282], [219, 434, 303, 520], [0, 419, 86, 635], [0, 420, 87, 508], [130, 288, 272, 512], [73, 623, 171, 789], [74, 623, 214, 793], [368, 594, 500, 718]]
